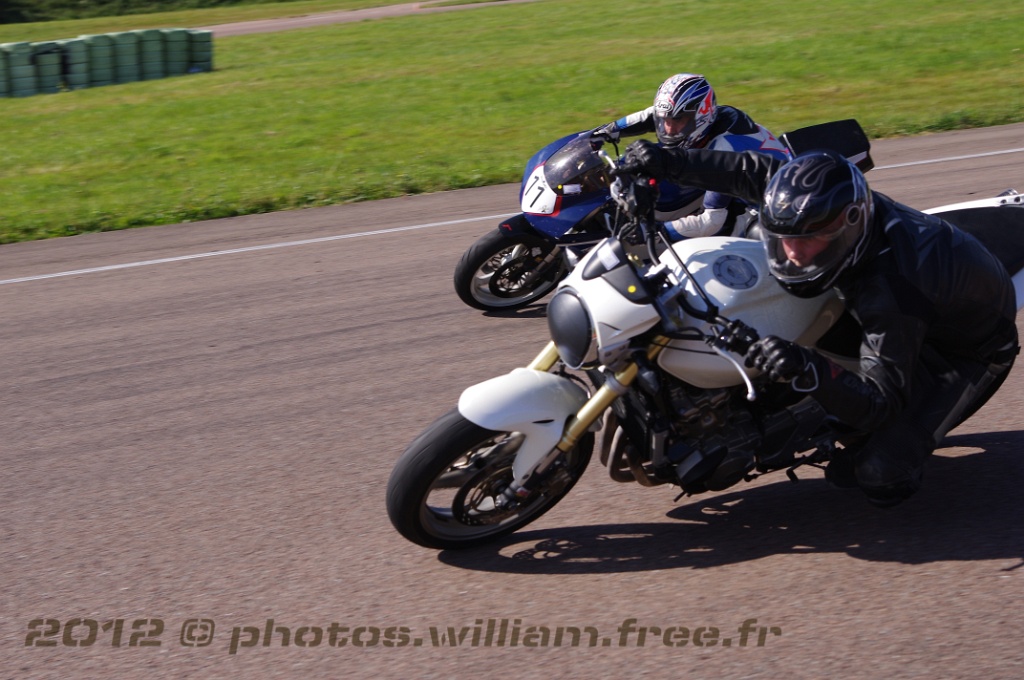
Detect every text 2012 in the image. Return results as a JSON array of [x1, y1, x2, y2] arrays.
[[25, 618, 164, 647]]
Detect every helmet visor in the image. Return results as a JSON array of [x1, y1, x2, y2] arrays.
[[654, 110, 697, 148], [762, 211, 862, 284]]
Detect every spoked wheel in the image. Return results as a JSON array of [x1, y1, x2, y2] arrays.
[[386, 408, 592, 549], [453, 229, 567, 311]]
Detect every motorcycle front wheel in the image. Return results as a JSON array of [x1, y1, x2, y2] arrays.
[[386, 408, 592, 549], [453, 229, 566, 311]]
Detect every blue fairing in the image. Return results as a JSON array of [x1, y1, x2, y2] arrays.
[[519, 131, 704, 240], [527, 193, 611, 239], [519, 132, 584, 190]]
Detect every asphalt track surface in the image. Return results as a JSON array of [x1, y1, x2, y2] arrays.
[[1, 9, 1023, 673], [3, 119, 1023, 679]]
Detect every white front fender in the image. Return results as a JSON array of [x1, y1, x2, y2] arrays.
[[458, 368, 589, 481]]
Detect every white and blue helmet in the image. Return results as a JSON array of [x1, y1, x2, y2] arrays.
[[652, 73, 718, 149]]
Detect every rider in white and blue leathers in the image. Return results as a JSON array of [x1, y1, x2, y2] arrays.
[[592, 73, 792, 240]]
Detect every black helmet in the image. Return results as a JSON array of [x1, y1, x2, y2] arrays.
[[758, 150, 873, 297]]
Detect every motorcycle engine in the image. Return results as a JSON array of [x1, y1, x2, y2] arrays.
[[663, 382, 761, 493]]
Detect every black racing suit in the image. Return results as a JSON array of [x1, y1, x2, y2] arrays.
[[656, 149, 1019, 503]]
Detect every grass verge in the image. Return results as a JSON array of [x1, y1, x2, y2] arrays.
[[0, 0, 1021, 243]]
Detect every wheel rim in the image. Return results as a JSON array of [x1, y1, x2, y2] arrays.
[[468, 244, 563, 308], [418, 431, 574, 542]]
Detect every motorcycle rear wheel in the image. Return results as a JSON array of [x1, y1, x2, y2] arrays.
[[386, 408, 592, 549], [453, 229, 566, 311]]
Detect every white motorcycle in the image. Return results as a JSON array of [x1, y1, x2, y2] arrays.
[[387, 125, 1024, 550]]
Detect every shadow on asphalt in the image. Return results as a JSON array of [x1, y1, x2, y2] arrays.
[[437, 430, 1024, 573], [482, 303, 547, 320]]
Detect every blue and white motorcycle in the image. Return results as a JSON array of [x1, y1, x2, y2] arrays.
[[453, 130, 743, 311], [391, 124, 1024, 550]]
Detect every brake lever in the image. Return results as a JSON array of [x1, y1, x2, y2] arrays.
[[707, 318, 761, 402]]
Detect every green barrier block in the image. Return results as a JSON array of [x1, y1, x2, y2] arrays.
[[165, 46, 189, 62], [0, 27, 218, 94], [81, 35, 114, 46], [162, 29, 190, 43], [112, 32, 139, 46], [90, 55, 114, 69], [60, 39, 89, 64], [113, 34, 139, 72], [35, 55, 62, 69], [0, 51, 8, 97], [9, 64, 33, 79], [10, 76, 37, 97], [33, 42, 62, 70], [87, 46, 114, 60], [141, 62, 165, 79], [115, 45, 139, 60], [2, 42, 33, 68], [188, 30, 214, 71], [190, 48, 214, 71], [132, 29, 164, 41], [83, 36, 114, 79], [140, 41, 164, 58], [115, 67, 140, 84], [166, 60, 189, 76]]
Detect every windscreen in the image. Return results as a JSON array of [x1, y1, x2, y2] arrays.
[[542, 134, 611, 195]]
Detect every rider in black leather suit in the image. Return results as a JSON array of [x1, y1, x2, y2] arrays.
[[621, 141, 1019, 506]]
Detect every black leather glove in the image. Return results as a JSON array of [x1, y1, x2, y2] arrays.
[[714, 319, 760, 356], [620, 139, 677, 179], [590, 122, 621, 143], [745, 335, 820, 392]]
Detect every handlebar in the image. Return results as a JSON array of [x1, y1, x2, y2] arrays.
[[596, 144, 762, 401]]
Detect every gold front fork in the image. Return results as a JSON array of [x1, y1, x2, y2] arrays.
[[526, 341, 561, 372], [525, 339, 669, 454]]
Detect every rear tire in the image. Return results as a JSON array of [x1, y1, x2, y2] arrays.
[[386, 408, 592, 549], [453, 229, 566, 311]]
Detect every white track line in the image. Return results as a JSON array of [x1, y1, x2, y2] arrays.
[[0, 212, 518, 286], [2, 146, 1023, 287], [874, 147, 1024, 170]]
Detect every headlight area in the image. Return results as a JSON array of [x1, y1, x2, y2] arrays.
[[546, 288, 597, 369]]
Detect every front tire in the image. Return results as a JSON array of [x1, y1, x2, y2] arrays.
[[453, 229, 566, 311], [386, 408, 592, 549]]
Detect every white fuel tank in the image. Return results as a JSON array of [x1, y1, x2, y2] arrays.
[[658, 237, 845, 388]]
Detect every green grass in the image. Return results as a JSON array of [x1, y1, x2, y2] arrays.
[[1, 0, 1022, 243]]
